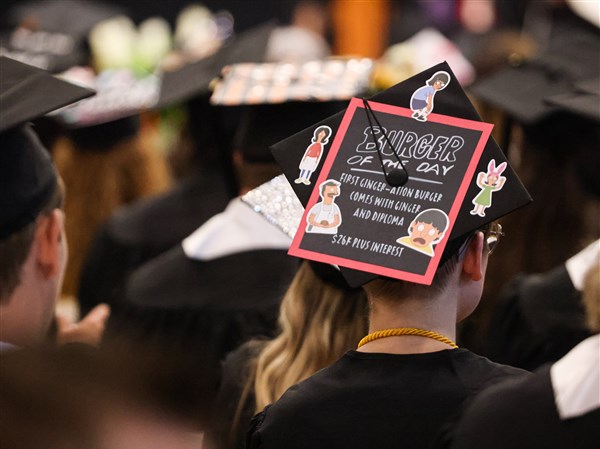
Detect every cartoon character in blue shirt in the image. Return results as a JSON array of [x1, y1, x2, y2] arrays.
[[410, 71, 450, 122]]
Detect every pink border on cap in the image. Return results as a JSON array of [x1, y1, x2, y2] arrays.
[[289, 97, 493, 285]]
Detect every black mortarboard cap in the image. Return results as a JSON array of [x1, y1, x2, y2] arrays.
[[271, 61, 532, 287], [469, 24, 599, 124], [0, 56, 94, 239], [1, 0, 123, 73], [545, 78, 600, 123], [155, 22, 277, 109], [211, 58, 374, 162], [0, 57, 94, 133]]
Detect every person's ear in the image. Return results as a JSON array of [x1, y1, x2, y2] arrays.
[[462, 232, 485, 281], [35, 209, 64, 278]]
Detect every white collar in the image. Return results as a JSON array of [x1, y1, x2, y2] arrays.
[[182, 198, 291, 261], [0, 341, 18, 352], [550, 334, 600, 419], [565, 239, 599, 291]]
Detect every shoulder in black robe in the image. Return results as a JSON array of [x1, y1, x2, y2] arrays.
[[105, 244, 298, 365], [247, 349, 529, 449], [445, 364, 600, 449], [484, 265, 591, 370], [78, 171, 230, 314]]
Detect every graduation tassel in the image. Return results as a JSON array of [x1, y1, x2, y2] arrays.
[[362, 98, 409, 187]]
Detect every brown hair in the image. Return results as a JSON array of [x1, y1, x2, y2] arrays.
[[363, 255, 460, 304], [0, 182, 64, 303], [231, 262, 368, 437], [364, 224, 493, 302], [53, 130, 171, 297]]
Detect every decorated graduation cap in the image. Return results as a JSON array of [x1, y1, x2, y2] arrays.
[[241, 174, 358, 290], [155, 22, 279, 109], [271, 61, 532, 287], [53, 66, 159, 150], [1, 0, 123, 73], [209, 58, 374, 163], [155, 20, 324, 109], [0, 56, 94, 239]]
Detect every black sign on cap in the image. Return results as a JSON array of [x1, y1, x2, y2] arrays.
[[0, 56, 95, 239], [271, 62, 532, 287]]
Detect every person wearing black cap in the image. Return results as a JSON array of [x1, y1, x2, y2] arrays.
[[462, 2, 600, 359], [0, 56, 109, 350], [208, 176, 368, 449], [484, 238, 599, 372], [102, 59, 358, 389], [443, 249, 599, 449], [1, 0, 124, 73], [51, 67, 171, 301], [76, 92, 231, 316], [76, 19, 332, 315], [246, 62, 532, 448]]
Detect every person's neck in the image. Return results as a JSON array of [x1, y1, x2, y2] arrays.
[[0, 270, 55, 348], [323, 197, 334, 205], [359, 293, 458, 355]]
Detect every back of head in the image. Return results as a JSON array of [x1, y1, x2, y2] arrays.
[[363, 221, 495, 304], [0, 126, 63, 312], [0, 56, 93, 344]]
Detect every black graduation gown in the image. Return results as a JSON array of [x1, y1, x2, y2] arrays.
[[210, 340, 265, 449], [484, 265, 591, 371], [105, 244, 298, 364], [247, 349, 529, 449], [78, 171, 230, 314], [445, 364, 600, 449]]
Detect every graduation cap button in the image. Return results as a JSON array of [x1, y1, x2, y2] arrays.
[[386, 168, 409, 187]]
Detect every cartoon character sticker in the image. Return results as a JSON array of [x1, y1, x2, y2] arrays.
[[306, 179, 342, 234], [295, 125, 332, 185], [410, 71, 450, 122], [470, 159, 507, 217], [397, 208, 449, 257]]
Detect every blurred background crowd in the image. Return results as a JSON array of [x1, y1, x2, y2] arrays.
[[0, 0, 598, 448]]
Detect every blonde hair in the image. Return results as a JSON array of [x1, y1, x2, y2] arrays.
[[235, 261, 367, 428], [53, 129, 171, 298], [583, 261, 600, 333]]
